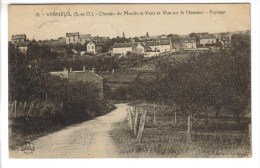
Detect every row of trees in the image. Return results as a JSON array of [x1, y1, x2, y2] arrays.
[[127, 34, 250, 124], [9, 41, 107, 123]]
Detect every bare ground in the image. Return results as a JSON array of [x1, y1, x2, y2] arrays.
[[9, 103, 128, 158]]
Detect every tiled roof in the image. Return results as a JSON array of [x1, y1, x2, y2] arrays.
[[12, 34, 26, 39], [132, 43, 151, 50], [80, 34, 91, 39], [158, 40, 171, 45], [145, 41, 157, 46], [201, 34, 216, 39], [66, 32, 80, 37], [113, 43, 133, 48], [145, 40, 171, 46], [181, 37, 196, 43]]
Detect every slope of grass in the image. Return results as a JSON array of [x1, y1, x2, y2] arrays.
[[110, 103, 251, 158]]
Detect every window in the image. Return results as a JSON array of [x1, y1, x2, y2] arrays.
[[92, 46, 94, 49]]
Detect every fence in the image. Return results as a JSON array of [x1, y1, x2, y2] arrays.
[[9, 100, 63, 119]]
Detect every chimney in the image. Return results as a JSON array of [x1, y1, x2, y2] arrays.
[[70, 67, 73, 72], [83, 66, 86, 72]]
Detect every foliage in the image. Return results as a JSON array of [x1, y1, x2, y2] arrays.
[[128, 33, 250, 123], [9, 41, 108, 124]]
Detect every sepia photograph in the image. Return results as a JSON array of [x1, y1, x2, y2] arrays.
[[7, 3, 251, 158]]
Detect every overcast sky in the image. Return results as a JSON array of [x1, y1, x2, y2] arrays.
[[9, 4, 250, 40]]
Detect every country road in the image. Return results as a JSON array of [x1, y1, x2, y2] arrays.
[[10, 103, 129, 158]]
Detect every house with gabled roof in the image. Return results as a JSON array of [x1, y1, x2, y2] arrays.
[[50, 66, 104, 99], [12, 34, 27, 43], [86, 40, 104, 54], [145, 39, 172, 52], [112, 43, 133, 55], [200, 34, 216, 47], [181, 37, 197, 49]]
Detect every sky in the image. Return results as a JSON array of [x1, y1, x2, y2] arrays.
[[9, 4, 250, 40]]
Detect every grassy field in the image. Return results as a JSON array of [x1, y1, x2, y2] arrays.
[[110, 102, 251, 158]]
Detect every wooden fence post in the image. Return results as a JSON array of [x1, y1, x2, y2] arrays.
[[249, 124, 251, 147], [174, 112, 177, 125], [14, 100, 17, 118], [187, 116, 192, 142], [127, 108, 133, 130], [134, 108, 139, 136], [153, 104, 156, 125], [137, 110, 147, 141]]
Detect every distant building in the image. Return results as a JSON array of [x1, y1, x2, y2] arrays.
[[65, 32, 80, 44], [132, 43, 151, 53], [139, 32, 150, 41], [86, 40, 104, 54], [200, 34, 216, 47], [218, 32, 231, 47], [16, 42, 28, 53], [79, 34, 92, 45], [12, 34, 27, 43], [181, 37, 197, 49], [112, 43, 133, 55], [11, 34, 28, 53], [112, 39, 172, 55], [50, 67, 104, 99], [145, 39, 172, 52]]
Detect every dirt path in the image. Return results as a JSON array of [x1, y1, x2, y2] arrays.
[[9, 103, 129, 158]]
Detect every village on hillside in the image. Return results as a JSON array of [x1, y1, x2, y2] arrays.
[[11, 30, 249, 57]]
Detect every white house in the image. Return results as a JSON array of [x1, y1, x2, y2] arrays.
[[86, 41, 104, 55], [12, 34, 27, 43], [132, 43, 151, 53], [87, 41, 96, 54], [65, 32, 80, 44], [112, 43, 133, 55], [200, 34, 216, 47], [145, 40, 172, 53], [181, 37, 197, 49]]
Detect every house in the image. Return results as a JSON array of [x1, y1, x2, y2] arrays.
[[139, 32, 151, 41], [112, 43, 134, 55], [12, 34, 27, 43], [65, 32, 80, 44], [79, 34, 92, 45], [132, 43, 151, 53], [112, 42, 152, 55], [86, 40, 104, 54], [11, 34, 28, 53], [16, 42, 28, 53], [145, 39, 172, 53], [218, 32, 231, 47], [50, 67, 104, 99], [157, 40, 172, 52], [200, 34, 216, 47], [181, 37, 197, 49]]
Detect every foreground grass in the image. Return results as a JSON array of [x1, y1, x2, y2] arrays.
[[110, 104, 251, 158]]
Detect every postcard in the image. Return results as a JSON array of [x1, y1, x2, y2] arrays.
[[7, 3, 251, 158]]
